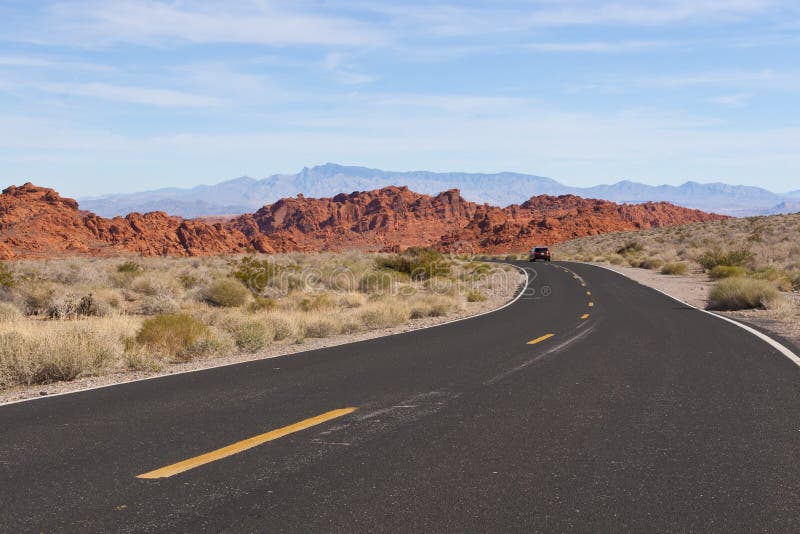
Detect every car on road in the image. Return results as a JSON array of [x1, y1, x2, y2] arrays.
[[530, 246, 551, 262]]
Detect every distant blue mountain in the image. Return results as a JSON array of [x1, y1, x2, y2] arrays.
[[78, 163, 797, 218]]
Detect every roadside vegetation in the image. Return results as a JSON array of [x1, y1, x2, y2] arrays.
[[0, 250, 520, 389], [552, 213, 800, 311]]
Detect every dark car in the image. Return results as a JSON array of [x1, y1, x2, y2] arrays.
[[529, 246, 551, 262]]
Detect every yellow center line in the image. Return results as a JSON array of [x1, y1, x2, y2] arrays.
[[580, 313, 590, 319], [527, 333, 555, 345], [137, 407, 358, 479], [588, 301, 594, 307], [586, 291, 591, 296]]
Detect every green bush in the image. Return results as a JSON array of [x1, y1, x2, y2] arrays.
[[660, 262, 688, 275], [135, 313, 212, 360], [636, 257, 664, 270], [467, 290, 487, 302], [697, 247, 753, 270], [116, 261, 143, 274], [616, 241, 644, 256], [377, 248, 451, 280], [203, 279, 249, 307], [750, 268, 794, 292], [247, 296, 277, 313], [234, 321, 273, 352], [178, 273, 200, 289], [359, 271, 394, 293], [708, 278, 779, 311], [0, 262, 15, 288], [230, 255, 298, 294], [709, 265, 748, 279]]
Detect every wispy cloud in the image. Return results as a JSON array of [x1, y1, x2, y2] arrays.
[[32, 82, 223, 107], [322, 53, 376, 85], [19, 1, 384, 47], [709, 93, 753, 107]]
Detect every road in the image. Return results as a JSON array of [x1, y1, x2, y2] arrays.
[[2, 261, 800, 533]]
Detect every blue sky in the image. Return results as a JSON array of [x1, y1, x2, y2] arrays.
[[1, 0, 799, 197]]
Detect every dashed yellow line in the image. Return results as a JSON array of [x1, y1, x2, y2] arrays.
[[588, 302, 594, 307], [580, 314, 590, 320], [586, 291, 591, 296], [527, 333, 555, 345], [136, 407, 358, 479]]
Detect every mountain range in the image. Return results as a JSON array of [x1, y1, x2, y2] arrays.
[[0, 183, 724, 260], [78, 163, 799, 218]]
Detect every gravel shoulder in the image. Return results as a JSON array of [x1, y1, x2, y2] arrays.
[[0, 267, 526, 405], [587, 262, 800, 354]]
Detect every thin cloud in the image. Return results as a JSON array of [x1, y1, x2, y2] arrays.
[[23, 1, 384, 47], [34, 82, 223, 107]]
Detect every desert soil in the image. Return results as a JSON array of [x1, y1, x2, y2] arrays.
[[0, 268, 527, 405]]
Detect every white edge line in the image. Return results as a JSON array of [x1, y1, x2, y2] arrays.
[[574, 261, 800, 369], [1, 264, 530, 408]]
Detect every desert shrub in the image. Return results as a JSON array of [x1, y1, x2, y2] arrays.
[[247, 296, 277, 313], [299, 293, 336, 312], [709, 265, 748, 279], [47, 293, 106, 319], [268, 315, 293, 340], [338, 292, 366, 309], [116, 260, 144, 274], [178, 273, 200, 289], [124, 350, 164, 372], [608, 255, 624, 265], [230, 255, 299, 295], [138, 295, 180, 315], [134, 313, 212, 360], [303, 317, 339, 338], [131, 275, 180, 297], [792, 272, 800, 291], [18, 282, 55, 315], [204, 279, 249, 307], [359, 305, 409, 328], [750, 268, 794, 292], [707, 278, 780, 311], [359, 271, 394, 293], [409, 296, 455, 318], [234, 320, 273, 352], [377, 248, 451, 280], [697, 247, 753, 270], [660, 262, 688, 275], [616, 241, 644, 256], [467, 290, 487, 302], [0, 327, 116, 386], [0, 302, 22, 322], [0, 262, 15, 288], [637, 257, 664, 270]]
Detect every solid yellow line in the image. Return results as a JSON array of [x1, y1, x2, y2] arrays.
[[581, 314, 590, 319], [588, 301, 594, 307], [527, 333, 555, 345], [137, 407, 358, 479]]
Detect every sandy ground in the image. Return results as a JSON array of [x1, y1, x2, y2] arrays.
[[591, 262, 800, 353], [0, 268, 527, 405]]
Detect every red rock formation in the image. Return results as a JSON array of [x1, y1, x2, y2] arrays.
[[0, 182, 727, 260]]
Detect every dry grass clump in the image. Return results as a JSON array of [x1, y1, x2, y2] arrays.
[[133, 313, 227, 361], [709, 265, 747, 279], [660, 262, 688, 275], [0, 317, 133, 387], [708, 278, 781, 311], [203, 278, 249, 307]]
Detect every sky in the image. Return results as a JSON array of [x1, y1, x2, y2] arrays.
[[1, 0, 800, 197]]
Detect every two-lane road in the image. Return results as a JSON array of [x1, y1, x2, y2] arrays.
[[2, 262, 799, 532]]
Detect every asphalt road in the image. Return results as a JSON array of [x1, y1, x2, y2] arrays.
[[2, 261, 800, 533]]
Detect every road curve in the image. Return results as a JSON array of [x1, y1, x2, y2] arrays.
[[2, 261, 800, 533]]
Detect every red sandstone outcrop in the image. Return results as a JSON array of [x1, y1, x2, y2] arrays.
[[0, 182, 727, 260]]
